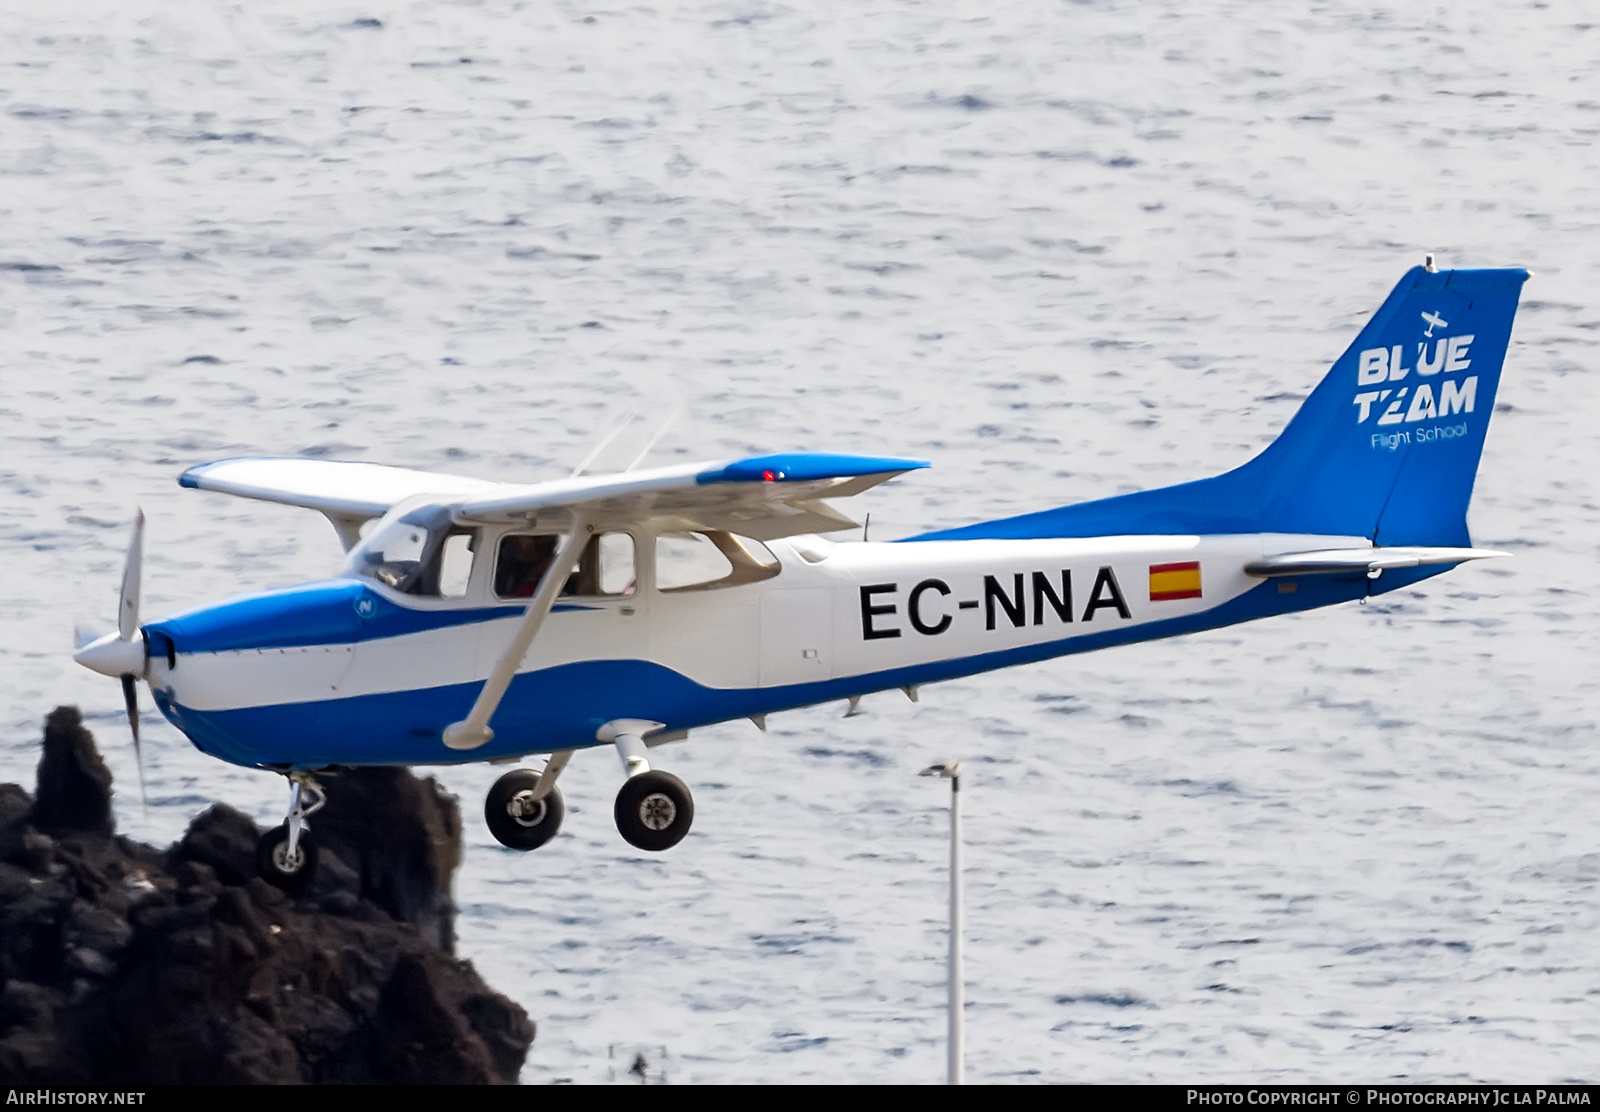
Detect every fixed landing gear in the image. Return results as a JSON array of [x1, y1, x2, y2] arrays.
[[603, 719, 694, 852], [258, 773, 325, 893], [485, 762, 567, 850], [614, 770, 693, 852], [478, 723, 695, 854]]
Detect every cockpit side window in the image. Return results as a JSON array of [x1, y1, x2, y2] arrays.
[[495, 534, 559, 599], [494, 531, 637, 600], [435, 530, 478, 598], [343, 507, 479, 598]]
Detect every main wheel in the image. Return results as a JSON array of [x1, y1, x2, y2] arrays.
[[485, 769, 565, 850], [614, 770, 694, 852], [257, 823, 318, 893]]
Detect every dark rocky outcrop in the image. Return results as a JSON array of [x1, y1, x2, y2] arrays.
[[31, 707, 113, 838], [308, 767, 463, 953], [0, 707, 534, 1084]]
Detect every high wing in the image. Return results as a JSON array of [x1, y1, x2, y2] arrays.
[[179, 458, 513, 549], [452, 452, 929, 540], [1245, 545, 1508, 578], [180, 452, 930, 547]]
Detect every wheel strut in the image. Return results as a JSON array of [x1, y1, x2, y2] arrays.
[[598, 718, 664, 778], [597, 719, 694, 851], [284, 772, 326, 869], [257, 771, 326, 892]]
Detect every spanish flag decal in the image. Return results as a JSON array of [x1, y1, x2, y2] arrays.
[[1149, 561, 1202, 601]]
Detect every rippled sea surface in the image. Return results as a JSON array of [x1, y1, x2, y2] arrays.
[[3, 0, 1598, 1084]]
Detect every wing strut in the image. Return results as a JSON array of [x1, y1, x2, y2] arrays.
[[443, 517, 590, 751]]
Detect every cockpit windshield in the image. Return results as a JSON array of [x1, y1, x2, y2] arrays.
[[341, 506, 475, 597]]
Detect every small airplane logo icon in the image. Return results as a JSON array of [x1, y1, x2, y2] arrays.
[[1421, 310, 1449, 337]]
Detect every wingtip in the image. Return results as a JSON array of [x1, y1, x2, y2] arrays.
[[699, 452, 932, 485], [177, 456, 263, 489]]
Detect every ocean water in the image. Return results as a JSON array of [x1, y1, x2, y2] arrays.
[[2, 0, 1597, 1084]]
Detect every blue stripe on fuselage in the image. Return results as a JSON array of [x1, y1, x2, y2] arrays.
[[145, 579, 594, 653], [154, 569, 1419, 769]]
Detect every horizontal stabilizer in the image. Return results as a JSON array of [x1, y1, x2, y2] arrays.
[[1244, 546, 1508, 578]]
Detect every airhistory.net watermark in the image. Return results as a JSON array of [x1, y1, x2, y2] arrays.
[[6, 1094, 145, 1105]]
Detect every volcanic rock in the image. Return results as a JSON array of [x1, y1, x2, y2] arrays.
[[0, 707, 534, 1084], [31, 707, 113, 837], [309, 766, 463, 952]]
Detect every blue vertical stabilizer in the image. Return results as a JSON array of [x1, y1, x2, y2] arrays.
[[915, 265, 1529, 546]]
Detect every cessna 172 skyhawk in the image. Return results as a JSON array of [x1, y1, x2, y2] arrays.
[[74, 262, 1526, 890]]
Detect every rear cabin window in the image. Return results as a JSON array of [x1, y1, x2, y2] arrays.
[[566, 533, 637, 597], [655, 532, 779, 592]]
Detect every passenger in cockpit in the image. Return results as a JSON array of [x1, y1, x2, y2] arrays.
[[494, 534, 558, 599]]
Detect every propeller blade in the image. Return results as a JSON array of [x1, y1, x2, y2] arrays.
[[118, 509, 144, 643], [120, 672, 147, 812]]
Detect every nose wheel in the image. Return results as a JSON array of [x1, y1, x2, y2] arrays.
[[258, 774, 325, 893]]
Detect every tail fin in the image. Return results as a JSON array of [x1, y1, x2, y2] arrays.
[[918, 265, 1529, 546]]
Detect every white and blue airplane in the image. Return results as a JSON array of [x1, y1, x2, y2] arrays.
[[74, 262, 1527, 890]]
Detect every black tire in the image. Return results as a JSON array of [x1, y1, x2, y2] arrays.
[[484, 769, 565, 851], [256, 823, 318, 893], [614, 770, 694, 852]]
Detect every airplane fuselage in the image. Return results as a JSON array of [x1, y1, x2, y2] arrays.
[[144, 528, 1390, 770]]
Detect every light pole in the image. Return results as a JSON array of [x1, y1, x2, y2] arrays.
[[920, 758, 963, 1085]]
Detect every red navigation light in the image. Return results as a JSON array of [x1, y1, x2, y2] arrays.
[[762, 470, 777, 482]]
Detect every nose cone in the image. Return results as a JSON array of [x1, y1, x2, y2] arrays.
[[74, 631, 146, 678]]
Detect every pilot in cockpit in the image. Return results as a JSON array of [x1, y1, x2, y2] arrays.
[[494, 534, 558, 599]]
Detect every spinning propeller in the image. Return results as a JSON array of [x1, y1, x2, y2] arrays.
[[72, 510, 149, 808]]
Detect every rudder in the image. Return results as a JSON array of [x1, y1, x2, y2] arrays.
[[1240, 264, 1528, 545]]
